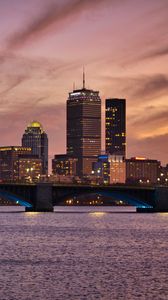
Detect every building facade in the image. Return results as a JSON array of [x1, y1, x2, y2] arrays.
[[108, 155, 126, 184], [17, 155, 42, 182], [126, 157, 160, 184], [106, 98, 126, 157], [93, 154, 125, 184], [158, 165, 168, 185], [22, 121, 48, 175], [0, 146, 32, 181], [52, 154, 77, 176], [67, 81, 101, 176], [93, 155, 110, 184]]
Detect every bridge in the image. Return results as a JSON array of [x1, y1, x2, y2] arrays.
[[0, 183, 168, 212]]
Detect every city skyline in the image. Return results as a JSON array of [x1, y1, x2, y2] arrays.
[[0, 0, 167, 165]]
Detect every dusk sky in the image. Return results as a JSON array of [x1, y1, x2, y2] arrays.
[[0, 0, 168, 166]]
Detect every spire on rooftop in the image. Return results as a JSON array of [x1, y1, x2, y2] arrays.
[[83, 66, 85, 89]]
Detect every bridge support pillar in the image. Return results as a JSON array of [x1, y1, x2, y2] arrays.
[[155, 187, 168, 212], [137, 187, 168, 213], [26, 183, 53, 212]]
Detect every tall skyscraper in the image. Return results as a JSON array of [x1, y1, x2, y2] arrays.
[[22, 121, 48, 175], [105, 98, 126, 157], [67, 72, 101, 176]]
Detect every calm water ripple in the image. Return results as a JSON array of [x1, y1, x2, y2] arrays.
[[0, 206, 168, 300]]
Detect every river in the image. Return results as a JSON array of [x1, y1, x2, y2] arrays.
[[0, 206, 168, 300]]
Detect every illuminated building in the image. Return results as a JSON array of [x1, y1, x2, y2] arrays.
[[17, 155, 42, 182], [158, 165, 168, 185], [93, 154, 125, 184], [126, 157, 160, 184], [0, 146, 32, 181], [52, 155, 77, 176], [106, 98, 126, 157], [93, 155, 110, 184], [67, 72, 101, 176], [22, 121, 48, 175], [108, 155, 126, 184]]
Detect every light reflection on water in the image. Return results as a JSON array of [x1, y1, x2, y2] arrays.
[[89, 212, 106, 217], [0, 206, 168, 300]]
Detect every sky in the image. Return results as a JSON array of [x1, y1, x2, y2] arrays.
[[0, 0, 168, 166]]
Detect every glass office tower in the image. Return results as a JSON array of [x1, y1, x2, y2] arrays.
[[106, 98, 126, 157]]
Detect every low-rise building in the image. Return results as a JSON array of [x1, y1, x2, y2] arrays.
[[92, 155, 110, 184], [0, 146, 42, 182], [108, 155, 126, 184], [17, 155, 42, 182], [157, 164, 168, 185], [0, 146, 31, 181], [126, 157, 160, 184], [52, 154, 77, 176], [92, 154, 125, 184]]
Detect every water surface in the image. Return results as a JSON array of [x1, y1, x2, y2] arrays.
[[0, 206, 168, 300]]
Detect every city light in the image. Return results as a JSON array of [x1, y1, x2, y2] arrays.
[[0, 2, 167, 300]]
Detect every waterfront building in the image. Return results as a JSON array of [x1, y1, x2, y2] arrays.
[[22, 121, 48, 175], [92, 155, 110, 184], [67, 73, 101, 176], [108, 155, 126, 184], [93, 154, 125, 184], [106, 98, 126, 158], [126, 157, 160, 184], [17, 155, 42, 182], [155, 164, 168, 186], [52, 154, 77, 176], [0, 146, 32, 181]]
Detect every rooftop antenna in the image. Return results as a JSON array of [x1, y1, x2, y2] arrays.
[[83, 66, 86, 89], [73, 82, 76, 91]]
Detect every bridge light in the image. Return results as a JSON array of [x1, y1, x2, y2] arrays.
[[157, 178, 160, 181]]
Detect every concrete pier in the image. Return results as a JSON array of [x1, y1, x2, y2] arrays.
[[26, 183, 53, 212], [137, 187, 168, 213]]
